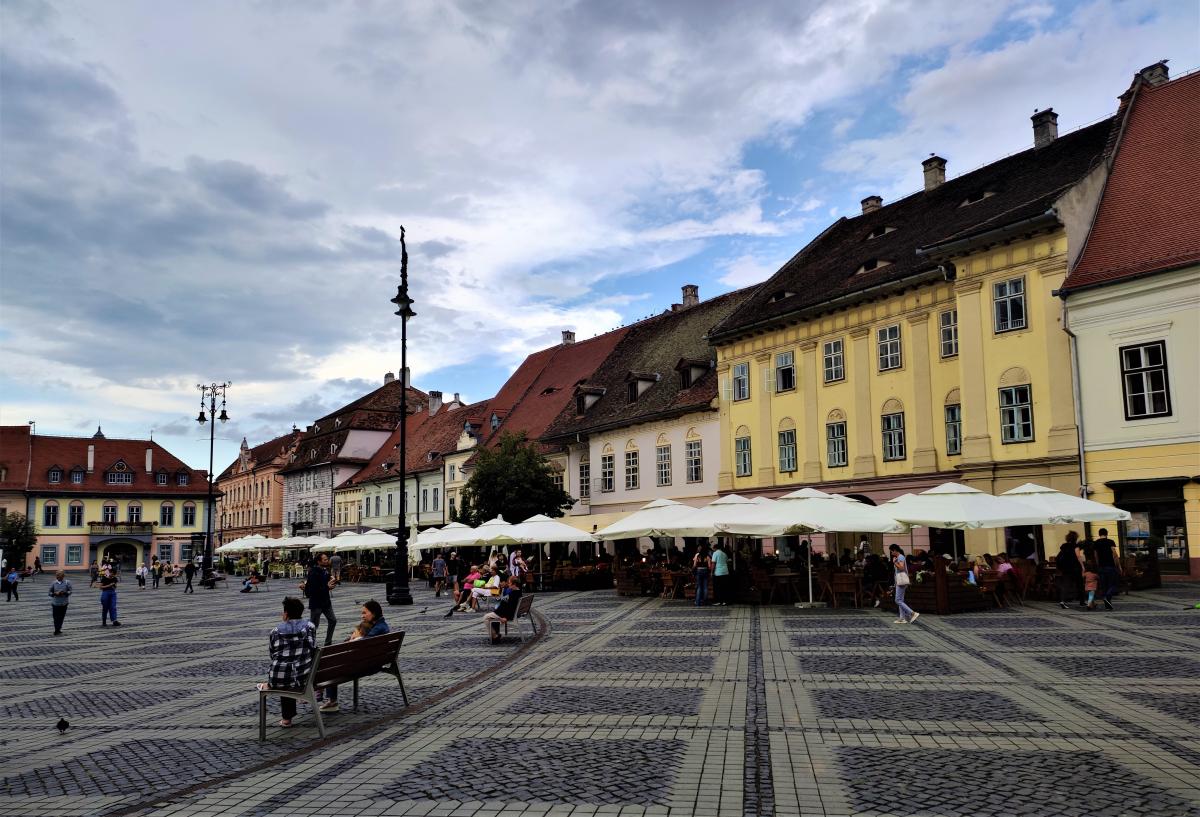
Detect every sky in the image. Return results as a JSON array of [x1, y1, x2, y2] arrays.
[[1, 0, 1196, 474]]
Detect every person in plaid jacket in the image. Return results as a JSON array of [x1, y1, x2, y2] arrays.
[[258, 596, 317, 728]]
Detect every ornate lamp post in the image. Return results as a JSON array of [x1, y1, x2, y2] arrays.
[[196, 382, 230, 584], [388, 227, 415, 606]]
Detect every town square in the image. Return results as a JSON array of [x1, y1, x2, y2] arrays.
[[1, 2, 1199, 815]]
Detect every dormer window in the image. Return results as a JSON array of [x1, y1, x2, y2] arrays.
[[574, 385, 606, 414], [960, 190, 996, 206], [177, 472, 189, 486], [680, 369, 693, 389], [855, 258, 892, 275], [334, 417, 342, 428], [866, 225, 897, 240], [330, 443, 338, 456], [314, 423, 321, 432], [769, 290, 796, 303], [624, 371, 659, 403], [71, 467, 84, 484], [309, 450, 317, 460], [540, 386, 559, 395], [157, 472, 168, 486], [490, 414, 500, 431], [576, 395, 587, 415], [674, 357, 710, 390], [627, 382, 638, 403], [48, 467, 62, 484]]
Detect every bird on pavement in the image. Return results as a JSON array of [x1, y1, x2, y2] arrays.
[[56, 718, 69, 734]]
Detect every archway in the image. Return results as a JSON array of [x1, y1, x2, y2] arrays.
[[101, 542, 138, 573]]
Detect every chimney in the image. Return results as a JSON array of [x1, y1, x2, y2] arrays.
[[1031, 108, 1058, 148], [383, 371, 395, 385], [922, 155, 946, 191], [87, 444, 95, 473], [428, 390, 443, 416], [861, 195, 882, 214], [1138, 60, 1169, 87], [453, 392, 461, 405], [145, 448, 153, 473], [561, 330, 575, 345], [670, 303, 682, 312], [681, 284, 699, 308]]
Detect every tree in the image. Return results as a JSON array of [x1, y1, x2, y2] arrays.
[[458, 432, 574, 526], [1, 513, 37, 568]]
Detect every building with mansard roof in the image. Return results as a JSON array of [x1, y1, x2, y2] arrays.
[[214, 428, 302, 543]]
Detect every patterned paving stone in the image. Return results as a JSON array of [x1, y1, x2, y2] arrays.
[[836, 747, 1200, 817], [379, 737, 686, 805], [975, 631, 1128, 648], [606, 633, 722, 648], [791, 631, 916, 648], [1034, 655, 1200, 679], [781, 616, 889, 630], [642, 618, 728, 631], [1140, 694, 1200, 725], [1112, 613, 1200, 627], [814, 689, 1043, 721], [515, 685, 706, 716], [2, 688, 202, 719], [946, 614, 1064, 628], [155, 658, 267, 677], [0, 661, 121, 680], [571, 654, 716, 674], [797, 654, 963, 677]]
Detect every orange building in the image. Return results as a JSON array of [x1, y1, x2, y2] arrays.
[[215, 429, 302, 544]]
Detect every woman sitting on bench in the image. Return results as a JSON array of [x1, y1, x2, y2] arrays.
[[257, 596, 317, 729], [319, 599, 389, 714]]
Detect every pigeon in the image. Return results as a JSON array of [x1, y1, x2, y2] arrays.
[[420, 607, 427, 615], [56, 718, 69, 734]]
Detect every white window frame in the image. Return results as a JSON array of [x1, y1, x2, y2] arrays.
[[127, 504, 142, 523], [40, 544, 58, 565], [734, 436, 752, 477], [877, 324, 902, 371], [944, 404, 962, 456], [732, 362, 750, 401], [999, 385, 1034, 443], [48, 469, 62, 484], [823, 340, 845, 383], [68, 503, 84, 527], [182, 504, 196, 526], [993, 277, 1027, 333], [777, 429, 797, 473], [1120, 341, 1172, 419], [685, 440, 703, 483], [579, 461, 591, 499], [656, 445, 672, 487], [102, 503, 117, 524], [67, 544, 83, 565], [600, 454, 615, 493], [107, 471, 133, 485], [624, 450, 639, 490], [881, 412, 906, 461], [940, 309, 958, 358], [775, 351, 795, 392], [826, 422, 847, 467], [43, 502, 59, 527]]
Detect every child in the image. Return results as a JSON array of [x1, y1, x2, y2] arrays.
[[350, 621, 370, 640], [1083, 561, 1100, 610]]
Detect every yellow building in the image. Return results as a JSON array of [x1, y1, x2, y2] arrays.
[[709, 111, 1117, 558], [14, 427, 212, 571]]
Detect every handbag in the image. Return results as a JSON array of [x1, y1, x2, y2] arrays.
[[895, 571, 911, 587]]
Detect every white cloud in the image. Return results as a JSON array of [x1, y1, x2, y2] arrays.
[[720, 254, 781, 288]]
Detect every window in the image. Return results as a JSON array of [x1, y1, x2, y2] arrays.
[[181, 541, 193, 563], [579, 462, 591, 499], [882, 412, 906, 461], [41, 544, 58, 565], [491, 414, 500, 431], [69, 503, 84, 527], [993, 277, 1026, 332], [680, 368, 693, 389], [576, 394, 587, 415], [944, 404, 962, 456], [67, 544, 82, 565], [363, 498, 370, 517], [826, 422, 847, 467], [551, 473, 563, 492], [778, 429, 797, 473], [940, 310, 958, 357], [71, 469, 84, 484], [600, 454, 615, 492], [177, 473, 189, 486], [775, 351, 795, 392], [625, 450, 639, 490], [449, 465, 456, 482], [433, 488, 440, 511], [823, 340, 845, 383], [182, 503, 196, 526], [999, 385, 1034, 442], [734, 436, 752, 477], [387, 493, 393, 515], [374, 495, 381, 517], [103, 503, 117, 524], [449, 495, 457, 518], [155, 471, 168, 484], [877, 324, 902, 371], [49, 468, 62, 484], [422, 489, 429, 512], [43, 502, 59, 527], [656, 445, 672, 486], [627, 381, 638, 403], [107, 471, 132, 484], [127, 503, 142, 523], [685, 440, 703, 483], [157, 543, 173, 563], [732, 362, 750, 401], [1120, 341, 1171, 419]]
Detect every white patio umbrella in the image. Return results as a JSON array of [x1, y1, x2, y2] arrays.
[[1001, 483, 1131, 524], [594, 498, 701, 540], [413, 522, 477, 551], [715, 488, 907, 537], [475, 515, 520, 546], [216, 533, 268, 554], [882, 482, 1052, 529], [506, 514, 597, 543], [349, 529, 402, 551], [653, 494, 776, 539]]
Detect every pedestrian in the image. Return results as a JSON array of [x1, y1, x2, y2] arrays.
[[98, 566, 121, 626], [4, 566, 19, 602], [302, 553, 338, 645], [1083, 562, 1100, 610], [483, 575, 522, 644], [1056, 532, 1086, 610], [88, 561, 99, 587], [183, 560, 196, 594], [49, 570, 72, 634], [432, 551, 447, 597], [152, 559, 162, 589], [693, 545, 712, 607], [257, 596, 317, 730], [1093, 528, 1122, 610], [711, 543, 731, 606], [509, 548, 528, 585], [135, 563, 147, 589], [329, 551, 343, 583], [447, 551, 464, 597], [33, 556, 43, 575], [320, 599, 389, 713], [889, 544, 919, 624]]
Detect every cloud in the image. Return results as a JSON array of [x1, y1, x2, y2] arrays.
[[719, 254, 781, 288]]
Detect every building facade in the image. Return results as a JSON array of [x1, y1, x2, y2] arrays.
[[215, 429, 301, 543]]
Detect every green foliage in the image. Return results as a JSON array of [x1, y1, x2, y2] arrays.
[[1, 513, 37, 567], [458, 432, 574, 526]]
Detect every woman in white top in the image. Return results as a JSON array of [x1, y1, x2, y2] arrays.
[[888, 544, 920, 625]]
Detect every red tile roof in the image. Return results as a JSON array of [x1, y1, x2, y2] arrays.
[[0, 425, 32, 490], [1064, 70, 1200, 291], [20, 431, 209, 495], [344, 401, 480, 486], [216, 429, 302, 481]]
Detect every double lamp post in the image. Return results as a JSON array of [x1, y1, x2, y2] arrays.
[[388, 226, 415, 606], [196, 382, 230, 583]]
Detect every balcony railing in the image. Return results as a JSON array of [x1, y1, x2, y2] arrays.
[[88, 522, 156, 535]]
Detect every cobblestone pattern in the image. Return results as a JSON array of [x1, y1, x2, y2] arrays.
[[1034, 654, 1200, 678], [1141, 693, 1200, 725], [515, 685, 705, 715], [790, 631, 916, 648], [2, 688, 202, 719], [605, 634, 723, 649], [974, 631, 1129, 648], [813, 688, 1043, 721], [795, 653, 963, 677], [570, 654, 716, 674]]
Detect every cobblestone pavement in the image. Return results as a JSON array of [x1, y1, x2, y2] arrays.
[[1, 577, 1198, 816]]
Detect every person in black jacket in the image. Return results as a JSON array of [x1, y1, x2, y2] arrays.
[[483, 575, 522, 644]]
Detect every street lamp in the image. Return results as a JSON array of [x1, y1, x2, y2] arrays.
[[387, 226, 415, 606], [197, 382, 230, 585]]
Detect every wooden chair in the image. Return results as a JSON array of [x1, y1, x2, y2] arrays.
[[828, 573, 863, 608]]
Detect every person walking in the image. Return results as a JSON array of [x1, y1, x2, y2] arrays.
[[431, 551, 447, 597], [889, 544, 919, 624], [49, 570, 72, 634], [33, 556, 43, 575], [98, 567, 121, 626], [693, 546, 712, 607], [88, 561, 99, 587], [302, 553, 338, 645], [1093, 528, 1122, 610], [135, 563, 147, 589], [329, 551, 343, 583], [1056, 532, 1086, 610], [257, 597, 317, 730], [183, 560, 196, 594], [4, 566, 19, 602], [152, 559, 162, 589], [711, 543, 731, 606]]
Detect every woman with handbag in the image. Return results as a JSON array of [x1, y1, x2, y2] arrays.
[[888, 544, 919, 625]]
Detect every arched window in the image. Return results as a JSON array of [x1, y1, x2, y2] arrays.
[[826, 409, 848, 468], [68, 501, 84, 527], [777, 417, 797, 473], [734, 425, 752, 477], [881, 399, 906, 461], [624, 440, 640, 490], [127, 501, 143, 523], [944, 388, 962, 456], [182, 502, 197, 527], [161, 502, 175, 527], [102, 501, 118, 524], [43, 500, 59, 527]]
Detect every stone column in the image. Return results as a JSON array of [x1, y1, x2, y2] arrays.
[[1042, 272, 1080, 458], [755, 352, 776, 488], [905, 311, 938, 473], [850, 327, 876, 478], [955, 280, 992, 464], [799, 340, 822, 481], [716, 362, 733, 491]]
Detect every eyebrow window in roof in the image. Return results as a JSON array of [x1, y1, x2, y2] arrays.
[[769, 290, 796, 303], [866, 225, 897, 240], [960, 190, 997, 206], [540, 386, 560, 395], [855, 259, 893, 275]]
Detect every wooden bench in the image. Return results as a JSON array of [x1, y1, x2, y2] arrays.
[[258, 630, 407, 741], [503, 594, 536, 642]]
